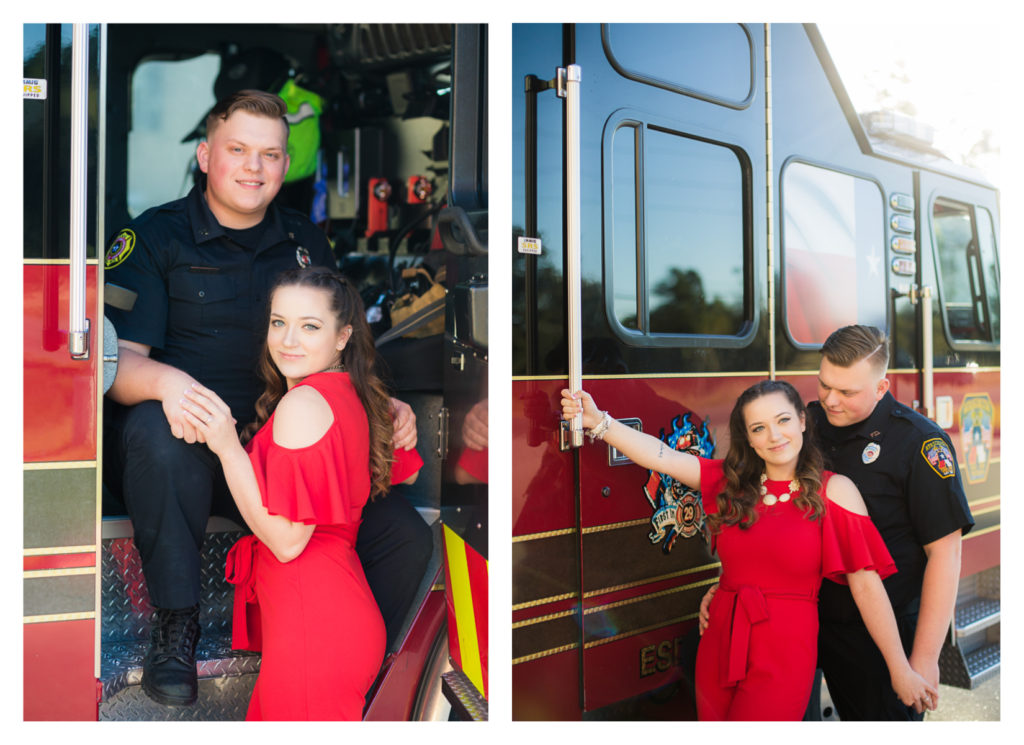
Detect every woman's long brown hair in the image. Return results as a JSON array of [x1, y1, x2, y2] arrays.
[[241, 267, 394, 499], [705, 379, 825, 532]]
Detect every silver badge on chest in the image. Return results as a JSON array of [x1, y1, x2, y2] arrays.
[[862, 442, 881, 464]]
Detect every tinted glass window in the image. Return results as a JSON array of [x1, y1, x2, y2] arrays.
[[128, 55, 219, 216], [609, 123, 747, 337], [976, 207, 1000, 340], [932, 198, 1000, 343], [23, 24, 98, 260], [611, 125, 639, 330], [781, 162, 886, 346], [512, 23, 566, 376], [603, 23, 753, 107], [23, 23, 52, 259]]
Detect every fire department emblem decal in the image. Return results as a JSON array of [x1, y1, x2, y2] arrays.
[[959, 394, 993, 484], [643, 413, 715, 553]]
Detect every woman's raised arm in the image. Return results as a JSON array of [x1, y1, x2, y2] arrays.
[[560, 389, 702, 489]]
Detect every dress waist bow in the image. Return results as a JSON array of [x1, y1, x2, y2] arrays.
[[717, 584, 816, 687], [225, 535, 262, 651]]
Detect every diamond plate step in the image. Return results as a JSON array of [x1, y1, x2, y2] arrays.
[[965, 642, 1000, 685], [100, 523, 261, 719], [442, 668, 487, 721], [100, 671, 258, 721], [100, 633, 260, 703], [939, 637, 1001, 689], [101, 527, 241, 642], [955, 597, 1000, 637]]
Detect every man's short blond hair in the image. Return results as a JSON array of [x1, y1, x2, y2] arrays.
[[205, 89, 288, 140], [821, 325, 890, 375]]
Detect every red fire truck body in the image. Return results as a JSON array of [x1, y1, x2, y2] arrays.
[[512, 23, 999, 719], [24, 22, 488, 721]]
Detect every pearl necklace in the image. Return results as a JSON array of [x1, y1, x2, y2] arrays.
[[760, 473, 800, 506]]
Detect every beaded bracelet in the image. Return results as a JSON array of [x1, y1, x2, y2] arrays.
[[586, 410, 612, 442]]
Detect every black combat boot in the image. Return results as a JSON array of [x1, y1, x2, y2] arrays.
[[141, 605, 201, 706]]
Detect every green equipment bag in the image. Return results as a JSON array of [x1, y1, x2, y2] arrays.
[[278, 78, 323, 183]]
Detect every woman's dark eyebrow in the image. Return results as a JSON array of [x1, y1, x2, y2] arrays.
[[269, 313, 325, 322]]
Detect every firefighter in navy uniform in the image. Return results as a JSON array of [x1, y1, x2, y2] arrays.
[[103, 90, 431, 707], [810, 325, 974, 720], [699, 325, 973, 719]]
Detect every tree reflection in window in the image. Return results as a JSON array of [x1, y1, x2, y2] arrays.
[[610, 123, 747, 339]]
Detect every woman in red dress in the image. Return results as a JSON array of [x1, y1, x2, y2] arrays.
[[180, 267, 421, 720], [561, 380, 937, 721]]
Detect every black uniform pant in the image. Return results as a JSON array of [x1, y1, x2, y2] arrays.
[[104, 400, 432, 647], [817, 612, 925, 721]]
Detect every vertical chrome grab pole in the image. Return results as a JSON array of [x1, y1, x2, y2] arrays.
[[68, 23, 90, 360], [921, 285, 934, 420], [560, 65, 584, 448]]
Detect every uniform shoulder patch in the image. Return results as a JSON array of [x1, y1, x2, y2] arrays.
[[921, 437, 956, 479], [105, 228, 136, 269]]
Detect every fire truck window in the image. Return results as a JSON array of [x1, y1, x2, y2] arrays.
[[127, 55, 219, 217], [23, 24, 56, 260], [976, 207, 1000, 341], [781, 162, 886, 347], [512, 23, 566, 377], [609, 124, 746, 337], [602, 23, 753, 108], [611, 125, 639, 330], [932, 198, 1000, 343]]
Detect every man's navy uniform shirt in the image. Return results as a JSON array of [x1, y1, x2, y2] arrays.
[[103, 185, 335, 426], [809, 392, 974, 623]]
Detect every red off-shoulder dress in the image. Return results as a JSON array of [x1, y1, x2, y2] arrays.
[[695, 458, 896, 721], [225, 372, 422, 720]]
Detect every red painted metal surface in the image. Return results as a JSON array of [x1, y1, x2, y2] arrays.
[[581, 568, 719, 614], [24, 553, 96, 572], [466, 538, 489, 697], [23, 264, 99, 462], [23, 263, 101, 720], [512, 379, 577, 537], [577, 376, 755, 528], [362, 576, 446, 720], [514, 366, 999, 718], [961, 531, 999, 579], [512, 376, 757, 536], [582, 620, 695, 712], [24, 619, 98, 721], [890, 371, 1001, 453], [512, 649, 582, 721]]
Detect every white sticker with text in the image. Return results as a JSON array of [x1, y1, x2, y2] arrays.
[[517, 236, 542, 255], [24, 79, 47, 99]]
